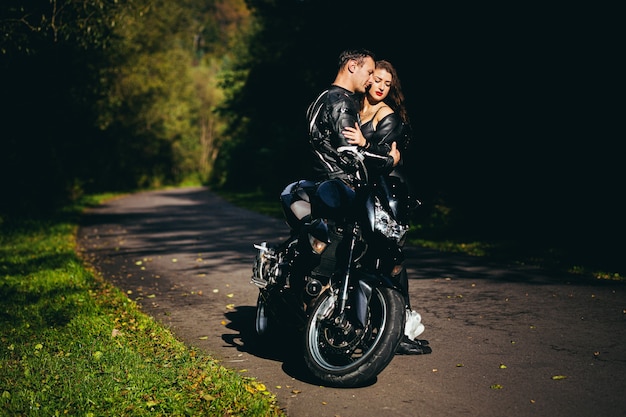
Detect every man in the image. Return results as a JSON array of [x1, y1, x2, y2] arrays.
[[305, 48, 431, 355], [306, 48, 400, 184]]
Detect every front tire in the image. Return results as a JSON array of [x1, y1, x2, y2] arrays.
[[302, 286, 405, 387]]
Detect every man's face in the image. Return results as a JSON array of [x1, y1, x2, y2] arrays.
[[353, 57, 375, 94]]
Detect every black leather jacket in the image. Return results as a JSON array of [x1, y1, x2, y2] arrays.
[[307, 85, 395, 183], [362, 111, 417, 223], [361, 112, 407, 155]]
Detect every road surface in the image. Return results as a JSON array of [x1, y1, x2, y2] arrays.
[[77, 186, 626, 417]]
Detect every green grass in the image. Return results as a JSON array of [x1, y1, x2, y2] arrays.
[[0, 199, 284, 417]]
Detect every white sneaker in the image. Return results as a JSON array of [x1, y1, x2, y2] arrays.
[[404, 309, 425, 340]]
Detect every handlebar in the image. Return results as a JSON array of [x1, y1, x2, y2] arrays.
[[336, 146, 368, 186]]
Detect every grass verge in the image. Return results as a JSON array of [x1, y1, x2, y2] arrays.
[[0, 198, 284, 416]]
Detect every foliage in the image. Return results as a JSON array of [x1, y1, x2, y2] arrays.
[[0, 203, 284, 416], [0, 0, 253, 214], [0, 0, 621, 275]]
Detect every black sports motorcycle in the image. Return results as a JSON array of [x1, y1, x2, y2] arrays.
[[251, 146, 417, 387]]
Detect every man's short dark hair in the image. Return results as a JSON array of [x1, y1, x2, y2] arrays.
[[338, 48, 376, 69]]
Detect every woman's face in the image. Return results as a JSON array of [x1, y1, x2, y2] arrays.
[[367, 68, 393, 103]]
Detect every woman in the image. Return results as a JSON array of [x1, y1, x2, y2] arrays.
[[343, 60, 430, 355], [343, 59, 410, 161]]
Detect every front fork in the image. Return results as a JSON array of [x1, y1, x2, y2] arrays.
[[335, 222, 374, 328]]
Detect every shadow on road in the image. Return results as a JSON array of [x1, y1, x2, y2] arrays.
[[221, 306, 339, 386]]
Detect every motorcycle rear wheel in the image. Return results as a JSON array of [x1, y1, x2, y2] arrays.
[[302, 286, 405, 387], [255, 291, 277, 337]]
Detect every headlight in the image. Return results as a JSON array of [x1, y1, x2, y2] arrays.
[[309, 234, 328, 254], [374, 198, 408, 243]]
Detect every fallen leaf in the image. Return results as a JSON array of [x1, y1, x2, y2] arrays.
[[227, 293, 234, 298], [490, 384, 503, 390], [499, 364, 507, 369], [198, 336, 208, 340], [225, 303, 235, 310], [171, 258, 178, 263], [253, 382, 266, 391], [551, 375, 567, 380]]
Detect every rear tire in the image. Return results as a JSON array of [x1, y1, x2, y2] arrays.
[[255, 291, 277, 338]]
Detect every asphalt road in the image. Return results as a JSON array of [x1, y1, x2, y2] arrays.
[[77, 186, 626, 417]]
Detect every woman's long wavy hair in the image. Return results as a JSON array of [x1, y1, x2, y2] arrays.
[[375, 60, 410, 125]]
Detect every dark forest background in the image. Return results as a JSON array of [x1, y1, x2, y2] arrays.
[[1, 1, 621, 273]]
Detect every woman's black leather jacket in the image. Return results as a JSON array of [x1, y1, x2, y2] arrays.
[[361, 112, 407, 154]]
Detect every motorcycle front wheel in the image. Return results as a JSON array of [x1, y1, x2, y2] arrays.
[[302, 286, 405, 387]]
